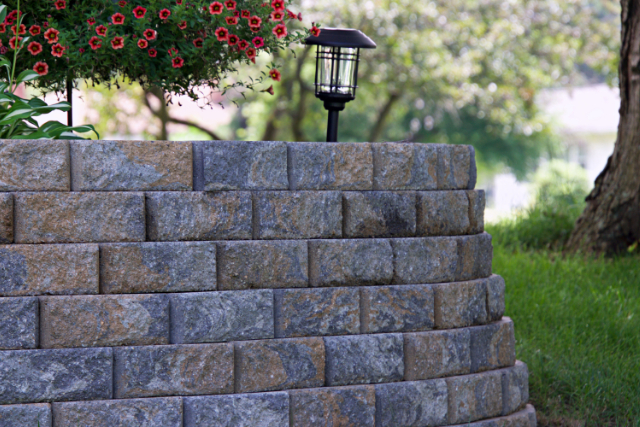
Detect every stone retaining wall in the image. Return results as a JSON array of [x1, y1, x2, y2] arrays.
[[0, 140, 535, 427]]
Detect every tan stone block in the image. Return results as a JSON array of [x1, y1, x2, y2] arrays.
[[372, 143, 438, 190], [0, 193, 13, 244], [434, 279, 488, 329], [289, 385, 376, 427], [438, 144, 475, 190], [404, 330, 471, 380], [416, 191, 470, 236], [470, 318, 516, 373], [468, 190, 486, 234], [361, 285, 434, 333], [456, 233, 493, 281], [0, 140, 70, 191], [447, 371, 503, 424]]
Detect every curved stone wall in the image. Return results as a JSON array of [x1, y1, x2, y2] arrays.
[[0, 140, 536, 427]]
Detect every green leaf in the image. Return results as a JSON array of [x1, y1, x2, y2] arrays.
[[0, 6, 7, 26], [15, 70, 40, 85]]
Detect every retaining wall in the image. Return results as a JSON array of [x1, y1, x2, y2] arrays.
[[0, 140, 535, 427]]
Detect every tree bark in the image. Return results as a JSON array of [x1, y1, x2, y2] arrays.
[[565, 0, 640, 255], [368, 92, 401, 142]]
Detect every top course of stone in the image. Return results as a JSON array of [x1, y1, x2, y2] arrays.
[[0, 140, 476, 192]]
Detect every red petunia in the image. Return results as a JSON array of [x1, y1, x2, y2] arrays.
[[271, 10, 284, 21], [237, 39, 249, 50], [87, 17, 96, 26], [193, 37, 204, 48], [227, 34, 239, 45], [112, 13, 125, 25], [133, 6, 146, 19], [215, 27, 228, 41], [286, 9, 296, 19], [252, 36, 264, 48], [51, 43, 65, 58], [176, 0, 183, 4], [309, 26, 321, 37], [43, 22, 49, 28], [0, 24, 5, 34], [159, 9, 171, 19], [45, 28, 60, 43], [29, 25, 41, 36], [96, 25, 107, 36], [233, 10, 240, 17], [225, 16, 238, 25], [148, 48, 157, 57], [137, 39, 148, 49], [111, 36, 124, 49], [209, 2, 223, 14], [79, 47, 85, 53], [241, 10, 250, 18], [89, 36, 102, 50], [54, 0, 66, 10], [272, 23, 287, 39], [224, 0, 236, 9], [33, 61, 48, 76], [143, 29, 156, 40], [118, 0, 127, 6], [245, 47, 256, 60], [9, 37, 23, 50], [172, 57, 184, 68], [269, 69, 281, 81], [168, 47, 179, 57], [263, 85, 274, 95], [178, 20, 187, 30], [11, 24, 26, 35], [248, 16, 262, 26], [250, 25, 261, 33], [27, 41, 42, 56], [271, 0, 284, 11]]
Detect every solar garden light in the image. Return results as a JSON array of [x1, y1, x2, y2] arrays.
[[306, 28, 376, 142]]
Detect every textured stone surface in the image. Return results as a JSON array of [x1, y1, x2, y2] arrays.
[[288, 142, 373, 190], [438, 144, 475, 190], [448, 405, 536, 427], [471, 318, 516, 373], [0, 403, 51, 427], [361, 285, 434, 333], [343, 191, 416, 238], [309, 239, 393, 287], [486, 275, 506, 322], [40, 294, 169, 348], [502, 361, 530, 416], [274, 287, 359, 338], [14, 193, 145, 244], [289, 385, 375, 427], [204, 140, 288, 190], [184, 393, 289, 427], [392, 237, 458, 284], [52, 398, 182, 427], [372, 143, 438, 190], [0, 348, 112, 404], [0, 244, 98, 297], [456, 233, 493, 281], [434, 279, 488, 329], [416, 191, 470, 236], [446, 371, 503, 424], [324, 334, 404, 386], [100, 242, 217, 294], [218, 240, 308, 290], [146, 191, 252, 241], [468, 190, 486, 234], [170, 291, 274, 344], [235, 338, 325, 392], [375, 379, 448, 427], [70, 140, 192, 191], [114, 343, 233, 398], [404, 330, 471, 381], [0, 194, 12, 244], [254, 191, 342, 239], [0, 297, 38, 350], [0, 140, 69, 191]]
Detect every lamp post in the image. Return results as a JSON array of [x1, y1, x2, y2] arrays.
[[306, 28, 376, 142]]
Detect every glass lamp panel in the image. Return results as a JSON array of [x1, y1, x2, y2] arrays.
[[317, 47, 335, 94], [336, 48, 357, 95]]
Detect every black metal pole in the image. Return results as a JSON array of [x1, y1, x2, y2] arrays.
[[327, 109, 339, 142], [66, 77, 73, 127]]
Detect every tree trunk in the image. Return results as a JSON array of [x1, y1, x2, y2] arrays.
[[565, 0, 640, 255], [368, 92, 401, 142]]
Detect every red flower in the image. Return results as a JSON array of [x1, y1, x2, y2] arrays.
[[238, 39, 249, 50], [27, 41, 43, 56], [54, 0, 66, 10], [159, 9, 171, 19], [137, 39, 148, 49], [245, 47, 256, 60], [215, 27, 228, 41], [9, 37, 23, 50], [269, 69, 281, 82], [96, 25, 107, 36], [250, 25, 261, 33], [193, 37, 204, 48], [133, 6, 147, 19], [176, 0, 183, 4], [263, 85, 274, 95], [0, 24, 5, 33], [79, 47, 85, 53], [118, 0, 127, 6], [234, 10, 240, 17], [86, 17, 96, 26], [11, 24, 26, 35], [271, 0, 285, 11], [43, 22, 49, 28], [252, 36, 264, 48], [178, 20, 187, 30], [272, 23, 287, 39], [143, 29, 157, 41], [271, 10, 284, 21], [148, 48, 157, 57], [51, 43, 65, 58], [209, 2, 223, 14], [241, 10, 250, 18], [172, 57, 184, 68], [309, 26, 321, 37], [111, 36, 125, 49], [168, 47, 179, 56], [33, 62, 48, 76], [89, 36, 102, 50], [248, 16, 262, 26], [112, 13, 125, 25], [224, 0, 236, 9], [225, 16, 238, 25], [286, 9, 296, 19], [227, 34, 239, 45]]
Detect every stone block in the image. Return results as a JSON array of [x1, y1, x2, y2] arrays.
[[100, 242, 217, 294], [0, 244, 98, 297], [0, 403, 51, 427], [309, 239, 393, 287], [392, 237, 458, 284], [360, 285, 434, 333], [288, 142, 373, 190], [433, 279, 488, 329], [525, 404, 537, 427], [0, 347, 112, 404], [486, 275, 506, 322], [404, 330, 471, 381], [146, 191, 252, 241], [416, 191, 470, 236], [468, 190, 486, 234], [501, 361, 530, 416], [70, 140, 192, 191], [235, 337, 325, 392], [170, 291, 274, 344], [456, 233, 493, 281], [289, 385, 375, 427], [0, 194, 12, 244], [446, 371, 503, 424], [470, 318, 516, 373], [218, 240, 308, 290], [52, 398, 182, 427], [375, 379, 448, 427], [274, 287, 360, 338], [324, 334, 404, 386], [438, 144, 475, 190], [0, 140, 70, 191], [14, 192, 145, 244], [114, 343, 233, 398], [343, 191, 416, 238], [372, 143, 438, 190], [254, 191, 342, 239], [203, 140, 288, 190], [40, 294, 169, 348], [447, 405, 536, 427], [184, 392, 289, 427], [0, 297, 38, 350]]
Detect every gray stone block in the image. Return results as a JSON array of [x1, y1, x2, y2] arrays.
[[501, 361, 530, 416], [254, 191, 342, 239], [0, 297, 38, 350], [14, 192, 145, 244], [0, 140, 70, 191], [486, 275, 506, 322], [70, 140, 193, 191], [170, 291, 274, 344], [372, 143, 438, 190], [218, 240, 308, 290], [470, 318, 516, 373], [438, 144, 475, 190], [447, 405, 535, 427], [526, 404, 537, 427], [343, 191, 416, 238], [52, 397, 182, 427], [0, 194, 12, 244], [146, 192, 252, 241], [289, 385, 375, 427], [375, 379, 448, 427], [288, 142, 373, 190], [446, 371, 503, 424], [416, 191, 470, 236], [203, 140, 288, 190], [324, 334, 404, 386], [361, 285, 434, 333], [275, 287, 360, 338], [456, 233, 493, 281], [433, 279, 488, 329], [392, 237, 458, 284], [0, 403, 51, 427], [309, 239, 393, 287], [0, 348, 112, 404], [468, 190, 486, 234], [404, 330, 471, 381], [184, 392, 289, 427], [100, 242, 217, 294]]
